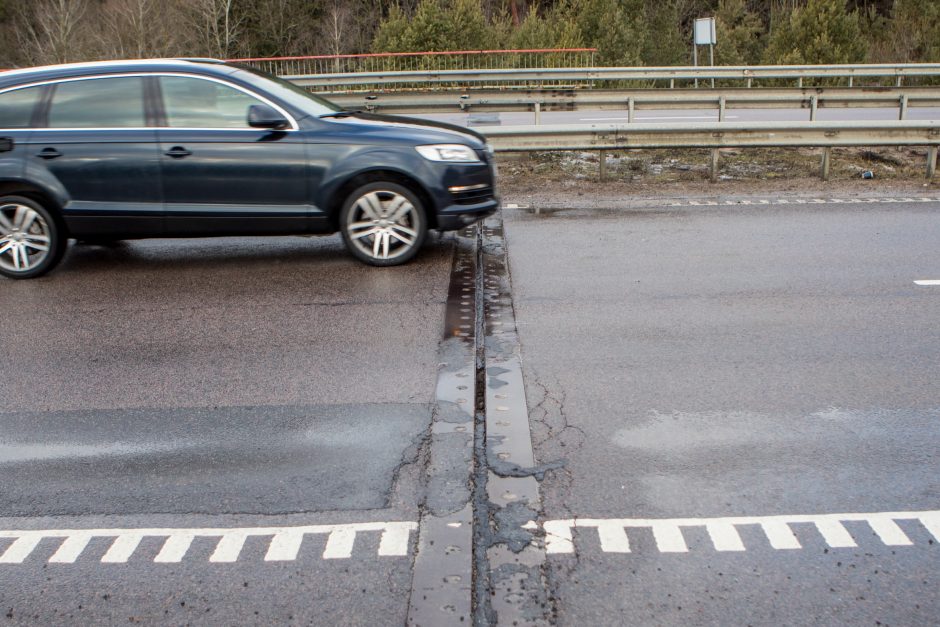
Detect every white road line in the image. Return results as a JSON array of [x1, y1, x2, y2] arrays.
[[154, 534, 194, 563], [49, 533, 94, 563], [539, 510, 940, 556], [0, 521, 417, 565], [0, 535, 42, 564], [760, 521, 802, 549], [101, 534, 143, 563], [914, 280, 940, 286], [867, 518, 913, 546], [706, 521, 746, 552], [671, 197, 940, 208]]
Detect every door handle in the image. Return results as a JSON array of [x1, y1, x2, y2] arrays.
[[165, 147, 192, 159], [37, 147, 61, 160]]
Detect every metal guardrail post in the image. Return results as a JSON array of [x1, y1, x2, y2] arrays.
[[899, 95, 909, 121], [928, 147, 938, 179], [821, 147, 832, 180], [810, 95, 819, 121], [534, 102, 541, 125], [719, 96, 727, 122], [710, 149, 720, 183], [599, 150, 608, 181], [628, 98, 636, 123]]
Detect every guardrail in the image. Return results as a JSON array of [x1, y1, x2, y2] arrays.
[[324, 86, 940, 123], [479, 121, 940, 181], [289, 64, 940, 90]]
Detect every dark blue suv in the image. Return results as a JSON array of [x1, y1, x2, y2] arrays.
[[0, 59, 498, 279]]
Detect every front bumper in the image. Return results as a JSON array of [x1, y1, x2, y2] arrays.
[[436, 197, 500, 230]]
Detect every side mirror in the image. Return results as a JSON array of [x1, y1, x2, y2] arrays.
[[248, 104, 289, 130]]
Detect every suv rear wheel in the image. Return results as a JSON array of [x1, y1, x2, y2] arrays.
[[0, 196, 66, 280], [339, 182, 427, 266]]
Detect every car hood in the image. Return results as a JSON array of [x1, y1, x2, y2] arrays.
[[320, 111, 487, 147]]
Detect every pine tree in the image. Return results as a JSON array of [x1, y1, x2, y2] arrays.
[[508, 3, 583, 51], [572, 0, 646, 66], [642, 0, 686, 66], [887, 0, 940, 62], [714, 0, 764, 65], [762, 0, 867, 65]]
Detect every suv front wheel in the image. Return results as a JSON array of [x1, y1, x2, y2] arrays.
[[0, 196, 66, 280], [339, 182, 427, 267]]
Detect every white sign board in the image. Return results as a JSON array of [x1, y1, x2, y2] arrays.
[[694, 17, 716, 45]]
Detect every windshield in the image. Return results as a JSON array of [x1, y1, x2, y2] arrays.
[[231, 65, 342, 116]]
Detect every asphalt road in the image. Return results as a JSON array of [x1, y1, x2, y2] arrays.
[[503, 199, 940, 625], [2, 196, 939, 625], [0, 233, 453, 624]]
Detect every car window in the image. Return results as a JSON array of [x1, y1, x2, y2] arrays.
[[0, 86, 43, 128], [160, 76, 267, 128], [48, 77, 146, 128]]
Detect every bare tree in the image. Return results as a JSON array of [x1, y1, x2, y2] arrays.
[[321, 0, 351, 57], [188, 0, 243, 58], [98, 0, 187, 59], [15, 0, 92, 65]]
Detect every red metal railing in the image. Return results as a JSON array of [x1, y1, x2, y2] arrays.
[[227, 48, 598, 78]]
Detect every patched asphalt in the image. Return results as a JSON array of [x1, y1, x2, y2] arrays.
[[0, 233, 452, 624]]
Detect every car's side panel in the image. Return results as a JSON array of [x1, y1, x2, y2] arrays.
[[25, 129, 164, 238], [157, 128, 312, 236]]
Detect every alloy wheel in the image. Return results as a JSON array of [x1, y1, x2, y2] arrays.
[[344, 190, 421, 262], [0, 203, 52, 274]]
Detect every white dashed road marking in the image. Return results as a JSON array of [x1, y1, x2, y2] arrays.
[[537, 510, 940, 556], [672, 197, 940, 207], [0, 521, 416, 564], [914, 279, 940, 286]]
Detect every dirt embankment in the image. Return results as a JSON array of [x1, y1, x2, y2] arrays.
[[495, 147, 940, 205]]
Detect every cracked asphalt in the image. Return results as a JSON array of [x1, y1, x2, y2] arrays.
[[504, 199, 940, 625]]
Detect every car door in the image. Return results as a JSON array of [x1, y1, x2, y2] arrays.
[[155, 75, 310, 236], [0, 84, 43, 187], [26, 75, 163, 238]]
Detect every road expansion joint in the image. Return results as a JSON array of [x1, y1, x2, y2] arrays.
[[471, 214, 557, 625]]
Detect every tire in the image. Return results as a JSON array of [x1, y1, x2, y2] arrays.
[[0, 195, 66, 280], [339, 182, 428, 267]]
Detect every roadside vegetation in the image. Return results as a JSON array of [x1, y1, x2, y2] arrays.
[[0, 0, 938, 68]]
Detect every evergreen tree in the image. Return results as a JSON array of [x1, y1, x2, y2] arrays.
[[372, 0, 494, 53], [887, 0, 940, 62], [642, 0, 686, 65], [762, 0, 867, 65], [572, 0, 646, 66], [714, 0, 764, 65], [508, 3, 583, 51]]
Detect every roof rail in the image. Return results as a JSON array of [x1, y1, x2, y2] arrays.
[[174, 58, 227, 65]]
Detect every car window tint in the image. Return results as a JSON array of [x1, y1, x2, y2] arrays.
[[160, 77, 264, 128], [48, 77, 146, 128], [0, 86, 43, 128]]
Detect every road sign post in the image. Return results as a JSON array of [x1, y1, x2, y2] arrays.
[[693, 17, 717, 89]]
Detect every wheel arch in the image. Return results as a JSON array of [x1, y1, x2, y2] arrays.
[[0, 180, 68, 234], [325, 168, 438, 230]]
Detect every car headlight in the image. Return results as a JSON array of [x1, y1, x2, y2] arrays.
[[415, 144, 481, 163]]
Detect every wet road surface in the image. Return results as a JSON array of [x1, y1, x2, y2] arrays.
[[0, 233, 452, 624], [503, 200, 940, 625], [3, 197, 940, 625]]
